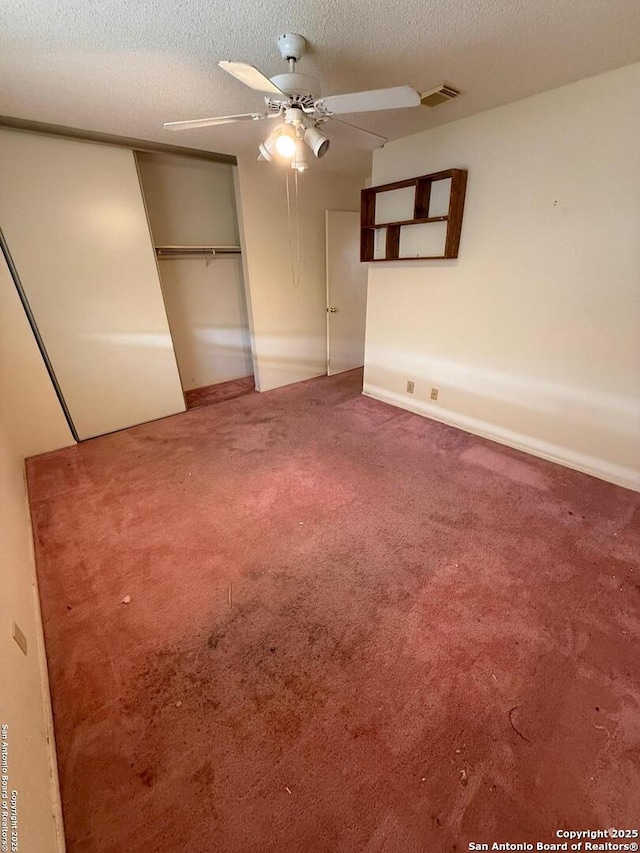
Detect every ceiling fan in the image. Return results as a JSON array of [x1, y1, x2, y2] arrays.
[[163, 33, 421, 171]]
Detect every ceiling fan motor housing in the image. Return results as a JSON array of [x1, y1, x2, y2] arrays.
[[270, 72, 321, 99]]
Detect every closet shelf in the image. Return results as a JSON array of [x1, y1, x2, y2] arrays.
[[155, 245, 241, 259]]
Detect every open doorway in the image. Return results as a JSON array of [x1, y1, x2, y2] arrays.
[[136, 152, 255, 410]]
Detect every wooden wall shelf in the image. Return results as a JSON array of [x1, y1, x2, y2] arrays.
[[360, 168, 467, 262]]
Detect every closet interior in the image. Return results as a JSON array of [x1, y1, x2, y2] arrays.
[[136, 152, 254, 408]]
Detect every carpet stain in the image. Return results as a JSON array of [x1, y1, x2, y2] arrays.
[[460, 444, 549, 489]]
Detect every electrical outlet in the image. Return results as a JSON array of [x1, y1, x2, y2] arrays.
[[12, 621, 27, 656], [430, 387, 439, 401], [406, 380, 415, 394]]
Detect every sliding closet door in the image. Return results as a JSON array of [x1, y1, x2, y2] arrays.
[[0, 130, 185, 439]]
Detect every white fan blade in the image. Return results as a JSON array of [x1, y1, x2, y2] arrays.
[[163, 113, 270, 131], [327, 118, 388, 150], [321, 85, 420, 115], [218, 61, 284, 94]]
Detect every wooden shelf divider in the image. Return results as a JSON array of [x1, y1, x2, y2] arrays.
[[414, 178, 432, 220], [385, 224, 401, 260]]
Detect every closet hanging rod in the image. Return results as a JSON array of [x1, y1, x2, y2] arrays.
[[155, 245, 241, 258]]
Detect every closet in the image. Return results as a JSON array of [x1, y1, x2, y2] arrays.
[[0, 128, 253, 440]]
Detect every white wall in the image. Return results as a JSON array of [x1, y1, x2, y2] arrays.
[[0, 252, 73, 853], [0, 130, 185, 439], [137, 152, 239, 246], [364, 62, 640, 491], [155, 258, 253, 389], [137, 153, 253, 390], [235, 159, 364, 391]]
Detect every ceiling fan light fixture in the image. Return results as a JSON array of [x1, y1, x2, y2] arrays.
[[258, 126, 280, 161], [291, 139, 309, 172], [257, 144, 272, 161], [304, 125, 330, 159], [274, 123, 297, 158]]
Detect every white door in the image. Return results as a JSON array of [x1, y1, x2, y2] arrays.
[[325, 210, 368, 376], [0, 130, 185, 439]]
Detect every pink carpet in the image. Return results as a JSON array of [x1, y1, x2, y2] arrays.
[[27, 369, 640, 852]]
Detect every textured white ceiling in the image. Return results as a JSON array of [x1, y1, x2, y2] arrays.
[[2, 0, 639, 176]]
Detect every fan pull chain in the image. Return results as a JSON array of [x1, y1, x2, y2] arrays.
[[295, 168, 301, 285], [285, 170, 301, 288]]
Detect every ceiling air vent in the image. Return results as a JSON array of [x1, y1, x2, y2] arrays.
[[420, 84, 460, 108]]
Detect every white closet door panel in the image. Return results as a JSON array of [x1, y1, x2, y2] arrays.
[[0, 130, 185, 439]]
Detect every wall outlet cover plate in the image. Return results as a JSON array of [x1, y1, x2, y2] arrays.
[[12, 621, 28, 656]]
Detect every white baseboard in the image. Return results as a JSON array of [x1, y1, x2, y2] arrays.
[[363, 384, 640, 492]]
